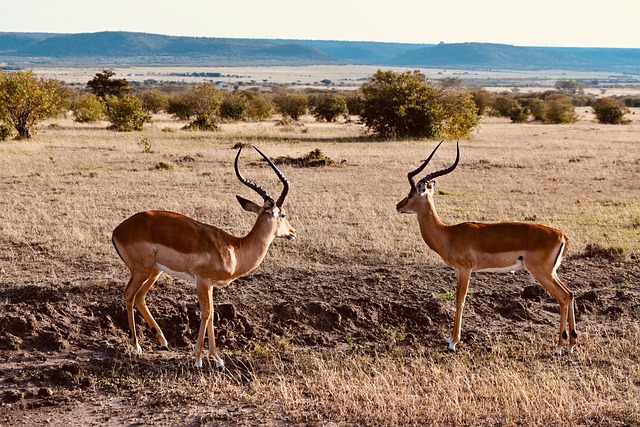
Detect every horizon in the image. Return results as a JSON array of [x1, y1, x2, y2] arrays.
[[2, 30, 638, 51], [4, 0, 638, 49]]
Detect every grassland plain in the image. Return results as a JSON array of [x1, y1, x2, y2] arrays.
[[0, 109, 639, 426]]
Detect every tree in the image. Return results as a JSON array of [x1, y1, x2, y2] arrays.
[[105, 95, 152, 131], [592, 97, 630, 124], [0, 70, 63, 139], [273, 92, 308, 121], [87, 70, 131, 101], [310, 93, 348, 122], [359, 69, 479, 139]]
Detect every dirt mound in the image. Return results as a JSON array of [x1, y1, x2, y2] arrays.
[[273, 148, 337, 167]]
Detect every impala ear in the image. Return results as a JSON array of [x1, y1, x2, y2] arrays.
[[236, 195, 261, 214], [426, 180, 436, 194]]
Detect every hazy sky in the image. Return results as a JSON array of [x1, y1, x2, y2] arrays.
[[4, 0, 639, 48]]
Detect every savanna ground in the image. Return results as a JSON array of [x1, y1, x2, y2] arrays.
[[0, 106, 639, 426]]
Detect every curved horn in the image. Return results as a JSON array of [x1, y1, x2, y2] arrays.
[[407, 141, 444, 189], [419, 141, 460, 184], [234, 146, 272, 201], [252, 146, 290, 207]]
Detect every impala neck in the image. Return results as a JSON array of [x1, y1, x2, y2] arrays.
[[234, 212, 278, 276], [416, 194, 449, 256]]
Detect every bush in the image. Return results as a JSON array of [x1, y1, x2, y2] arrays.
[[72, 93, 105, 123], [105, 95, 152, 131], [469, 88, 494, 116], [526, 98, 548, 121], [245, 94, 273, 121], [220, 92, 248, 121], [492, 96, 520, 117], [167, 91, 194, 120], [508, 104, 529, 123], [344, 91, 364, 116], [0, 70, 63, 138], [545, 94, 578, 124], [0, 122, 13, 141], [273, 92, 308, 121], [138, 89, 169, 114], [359, 69, 479, 139], [592, 97, 630, 124], [310, 93, 348, 122]]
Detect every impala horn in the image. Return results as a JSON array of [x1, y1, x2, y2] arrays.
[[407, 140, 444, 189], [234, 146, 290, 207], [419, 141, 460, 185]]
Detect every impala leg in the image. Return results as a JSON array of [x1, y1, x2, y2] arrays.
[[194, 280, 213, 369], [133, 268, 169, 349], [448, 269, 471, 352], [530, 269, 573, 354], [123, 271, 151, 354], [557, 274, 578, 353], [206, 296, 224, 369]]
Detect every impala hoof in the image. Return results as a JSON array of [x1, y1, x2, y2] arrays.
[[214, 358, 225, 370], [446, 338, 457, 352]]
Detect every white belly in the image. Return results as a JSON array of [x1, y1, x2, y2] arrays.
[[475, 258, 524, 273], [157, 263, 196, 282]]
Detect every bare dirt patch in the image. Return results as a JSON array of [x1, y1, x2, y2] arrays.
[[1, 239, 638, 425]]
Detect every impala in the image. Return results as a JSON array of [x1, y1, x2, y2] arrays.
[[396, 141, 577, 354], [112, 146, 296, 368]]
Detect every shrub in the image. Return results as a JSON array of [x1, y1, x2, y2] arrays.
[[492, 96, 520, 117], [245, 94, 273, 121], [138, 89, 169, 114], [545, 94, 578, 124], [508, 104, 529, 123], [0, 122, 13, 141], [438, 89, 480, 138], [526, 98, 548, 121], [469, 88, 494, 116], [0, 70, 63, 139], [105, 95, 152, 131], [220, 92, 248, 121], [72, 93, 105, 123], [310, 93, 348, 122], [273, 92, 308, 121], [360, 69, 479, 139], [592, 97, 630, 124], [344, 91, 364, 116], [167, 91, 194, 120]]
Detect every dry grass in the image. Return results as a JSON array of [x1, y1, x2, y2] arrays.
[[1, 110, 639, 425], [2, 112, 638, 268]]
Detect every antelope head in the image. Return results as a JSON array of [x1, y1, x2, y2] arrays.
[[396, 141, 460, 215], [235, 146, 297, 240]]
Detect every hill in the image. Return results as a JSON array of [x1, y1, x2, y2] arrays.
[[0, 31, 639, 72]]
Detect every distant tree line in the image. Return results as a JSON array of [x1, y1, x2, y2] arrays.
[[0, 69, 635, 141]]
